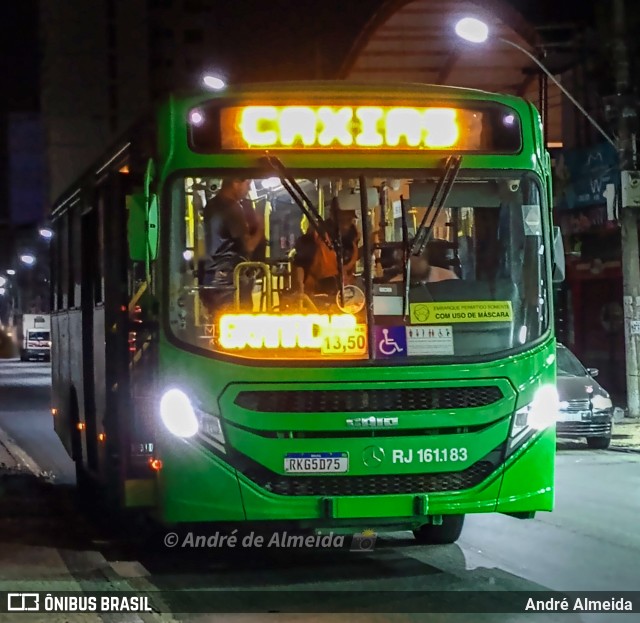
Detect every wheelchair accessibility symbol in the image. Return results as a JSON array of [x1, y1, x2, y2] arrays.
[[374, 326, 407, 358]]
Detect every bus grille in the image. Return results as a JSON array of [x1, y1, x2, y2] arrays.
[[234, 386, 503, 413], [239, 448, 502, 497]]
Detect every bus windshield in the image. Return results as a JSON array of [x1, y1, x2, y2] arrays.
[[167, 170, 550, 362]]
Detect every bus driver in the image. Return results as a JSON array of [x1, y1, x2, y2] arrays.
[[390, 248, 458, 284]]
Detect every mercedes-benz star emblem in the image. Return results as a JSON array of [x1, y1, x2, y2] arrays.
[[362, 446, 385, 467]]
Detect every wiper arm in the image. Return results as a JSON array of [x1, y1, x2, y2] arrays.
[[399, 194, 411, 319], [262, 153, 335, 251], [401, 155, 462, 320], [410, 155, 462, 257]]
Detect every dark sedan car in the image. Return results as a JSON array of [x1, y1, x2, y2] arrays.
[[556, 343, 614, 449]]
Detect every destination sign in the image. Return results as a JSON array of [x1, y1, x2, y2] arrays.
[[188, 101, 522, 153]]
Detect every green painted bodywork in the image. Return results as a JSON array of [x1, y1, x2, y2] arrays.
[[154, 337, 555, 525], [141, 82, 556, 528]]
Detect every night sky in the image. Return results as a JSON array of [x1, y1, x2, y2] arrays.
[[0, 0, 601, 115], [0, 0, 39, 112], [0, 0, 616, 228]]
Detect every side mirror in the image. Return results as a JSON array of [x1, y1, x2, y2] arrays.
[[127, 193, 147, 262], [587, 367, 599, 377], [127, 159, 159, 272], [145, 159, 159, 263], [147, 194, 159, 261], [552, 225, 565, 282]]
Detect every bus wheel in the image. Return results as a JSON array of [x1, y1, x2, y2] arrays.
[[73, 460, 95, 503], [413, 515, 465, 545], [587, 436, 611, 450]]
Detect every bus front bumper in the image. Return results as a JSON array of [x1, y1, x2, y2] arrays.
[[153, 427, 555, 527]]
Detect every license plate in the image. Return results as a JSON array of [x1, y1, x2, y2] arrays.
[[558, 410, 589, 422], [284, 452, 348, 473]]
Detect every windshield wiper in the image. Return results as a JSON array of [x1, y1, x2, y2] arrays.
[[263, 153, 345, 306], [262, 153, 335, 251], [410, 155, 462, 257], [402, 155, 462, 319]]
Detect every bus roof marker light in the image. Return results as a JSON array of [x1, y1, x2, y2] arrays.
[[39, 227, 53, 240], [189, 110, 205, 126], [455, 17, 489, 44], [20, 254, 36, 266], [261, 177, 282, 190], [202, 75, 226, 90]]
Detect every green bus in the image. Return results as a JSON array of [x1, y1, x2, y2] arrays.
[[50, 81, 564, 543]]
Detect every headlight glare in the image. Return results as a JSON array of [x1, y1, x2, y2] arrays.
[[528, 384, 559, 430], [591, 394, 612, 411], [159, 389, 199, 438]]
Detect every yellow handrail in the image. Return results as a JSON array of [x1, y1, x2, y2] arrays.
[[233, 262, 272, 310]]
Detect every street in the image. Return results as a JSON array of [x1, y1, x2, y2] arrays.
[[1, 359, 639, 622]]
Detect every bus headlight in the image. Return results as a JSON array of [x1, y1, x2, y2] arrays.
[[508, 384, 558, 453], [159, 389, 199, 438], [528, 384, 559, 430], [194, 407, 225, 445]]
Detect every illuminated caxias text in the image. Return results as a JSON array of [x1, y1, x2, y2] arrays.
[[219, 105, 480, 149]]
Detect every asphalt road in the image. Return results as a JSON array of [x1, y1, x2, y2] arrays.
[[0, 359, 74, 483], [1, 358, 639, 622]]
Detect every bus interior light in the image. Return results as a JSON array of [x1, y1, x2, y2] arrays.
[[518, 326, 528, 344]]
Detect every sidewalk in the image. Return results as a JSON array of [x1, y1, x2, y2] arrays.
[[0, 425, 44, 476], [0, 430, 22, 473], [611, 417, 640, 451]]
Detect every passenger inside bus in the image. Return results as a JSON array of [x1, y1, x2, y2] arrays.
[[200, 177, 266, 309], [203, 177, 265, 260], [291, 196, 359, 297]]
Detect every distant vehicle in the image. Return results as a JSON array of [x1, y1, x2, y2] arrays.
[[556, 343, 613, 449], [18, 314, 51, 362]]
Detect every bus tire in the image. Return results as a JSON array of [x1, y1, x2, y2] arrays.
[[586, 436, 611, 450], [74, 461, 93, 501], [413, 515, 465, 545]]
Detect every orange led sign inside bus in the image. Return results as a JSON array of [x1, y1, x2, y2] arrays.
[[218, 105, 486, 150]]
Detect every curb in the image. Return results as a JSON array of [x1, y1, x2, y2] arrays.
[[609, 445, 640, 454], [0, 425, 44, 476]]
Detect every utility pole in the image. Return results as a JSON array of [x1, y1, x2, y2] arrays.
[[613, 0, 640, 417]]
